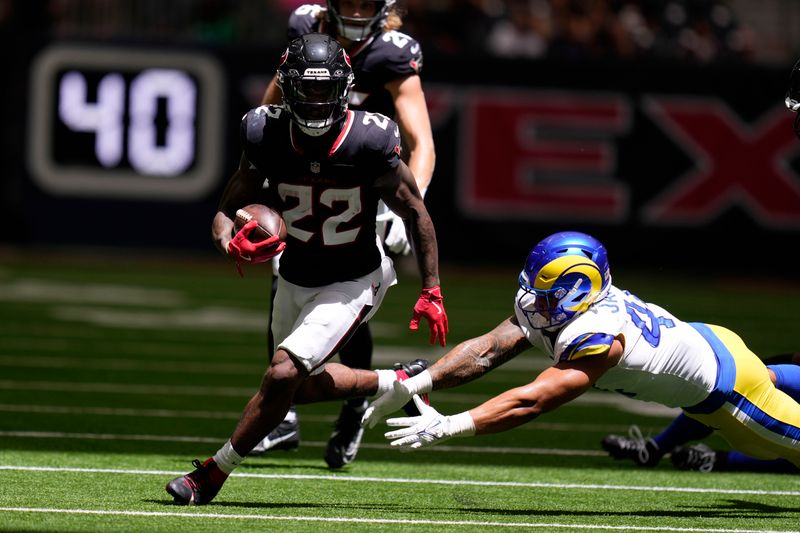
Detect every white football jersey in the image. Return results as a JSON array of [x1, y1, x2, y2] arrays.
[[514, 285, 718, 408]]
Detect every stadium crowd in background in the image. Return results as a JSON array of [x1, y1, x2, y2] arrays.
[[3, 0, 794, 65]]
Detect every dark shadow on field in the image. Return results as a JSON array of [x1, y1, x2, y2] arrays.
[[146, 497, 796, 520], [459, 498, 797, 519], [242, 462, 340, 472], [147, 498, 413, 511]]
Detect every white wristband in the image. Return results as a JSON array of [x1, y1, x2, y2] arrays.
[[448, 411, 476, 437], [404, 369, 433, 395]]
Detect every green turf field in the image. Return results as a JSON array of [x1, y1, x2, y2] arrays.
[[1, 248, 799, 532]]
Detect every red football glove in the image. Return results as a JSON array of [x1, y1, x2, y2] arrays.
[[227, 219, 286, 276], [409, 285, 448, 347]]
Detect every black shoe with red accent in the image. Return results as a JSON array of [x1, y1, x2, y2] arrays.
[[393, 358, 430, 416], [166, 458, 228, 505]]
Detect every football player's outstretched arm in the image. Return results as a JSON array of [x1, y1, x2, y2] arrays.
[[467, 348, 620, 434], [385, 339, 624, 449], [427, 316, 532, 389], [362, 316, 531, 428]]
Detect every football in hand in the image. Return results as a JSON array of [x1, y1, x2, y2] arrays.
[[234, 204, 287, 242]]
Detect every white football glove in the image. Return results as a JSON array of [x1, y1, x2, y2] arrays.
[[362, 379, 415, 429], [382, 211, 411, 255], [384, 395, 475, 450]]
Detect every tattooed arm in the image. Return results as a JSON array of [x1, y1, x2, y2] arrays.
[[427, 316, 532, 390], [361, 315, 530, 428]]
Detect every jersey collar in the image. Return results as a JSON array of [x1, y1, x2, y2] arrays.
[[288, 111, 354, 158], [328, 110, 354, 157]]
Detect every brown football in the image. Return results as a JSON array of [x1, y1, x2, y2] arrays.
[[234, 204, 287, 242]]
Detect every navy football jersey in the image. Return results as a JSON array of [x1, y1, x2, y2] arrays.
[[241, 105, 403, 287], [286, 4, 423, 118]]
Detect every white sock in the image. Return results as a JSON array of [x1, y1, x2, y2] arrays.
[[374, 369, 397, 396], [213, 440, 244, 474]]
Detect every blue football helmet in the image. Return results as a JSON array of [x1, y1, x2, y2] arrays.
[[517, 231, 611, 331]]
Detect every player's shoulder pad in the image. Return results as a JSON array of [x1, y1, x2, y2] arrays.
[[556, 304, 623, 355], [287, 4, 324, 39], [354, 110, 401, 151], [373, 30, 423, 74], [241, 105, 284, 145]]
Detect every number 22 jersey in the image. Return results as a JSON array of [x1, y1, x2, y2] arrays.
[[241, 105, 402, 287]]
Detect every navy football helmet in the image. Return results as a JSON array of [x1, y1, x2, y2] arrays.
[[327, 0, 395, 42], [517, 231, 611, 331], [786, 58, 800, 139], [277, 33, 354, 136]]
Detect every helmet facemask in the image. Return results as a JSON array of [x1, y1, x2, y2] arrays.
[[277, 34, 355, 137], [280, 73, 352, 136], [327, 0, 394, 42]]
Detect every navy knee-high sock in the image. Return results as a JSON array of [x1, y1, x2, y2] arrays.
[[653, 413, 714, 452], [723, 451, 798, 473]]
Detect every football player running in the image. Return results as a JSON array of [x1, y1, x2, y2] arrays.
[[599, 58, 800, 474], [363, 231, 800, 473], [166, 33, 447, 505], [254, 0, 437, 468]]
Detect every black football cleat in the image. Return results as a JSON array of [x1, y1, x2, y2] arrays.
[[670, 443, 719, 472], [393, 358, 430, 416], [165, 458, 227, 505], [601, 425, 663, 467], [250, 406, 300, 454], [325, 399, 368, 469]]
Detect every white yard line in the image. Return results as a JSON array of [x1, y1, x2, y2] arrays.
[[0, 507, 794, 533], [2, 466, 800, 497]]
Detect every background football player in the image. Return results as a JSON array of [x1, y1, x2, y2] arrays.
[[166, 33, 447, 505], [254, 0, 437, 468], [361, 232, 800, 475]]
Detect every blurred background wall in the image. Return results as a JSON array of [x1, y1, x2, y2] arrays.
[[2, 0, 800, 274]]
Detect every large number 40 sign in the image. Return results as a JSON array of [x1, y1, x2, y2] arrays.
[[59, 69, 196, 176], [28, 45, 224, 200]]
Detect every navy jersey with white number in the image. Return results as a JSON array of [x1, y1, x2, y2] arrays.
[[241, 105, 402, 287], [286, 4, 423, 118]]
